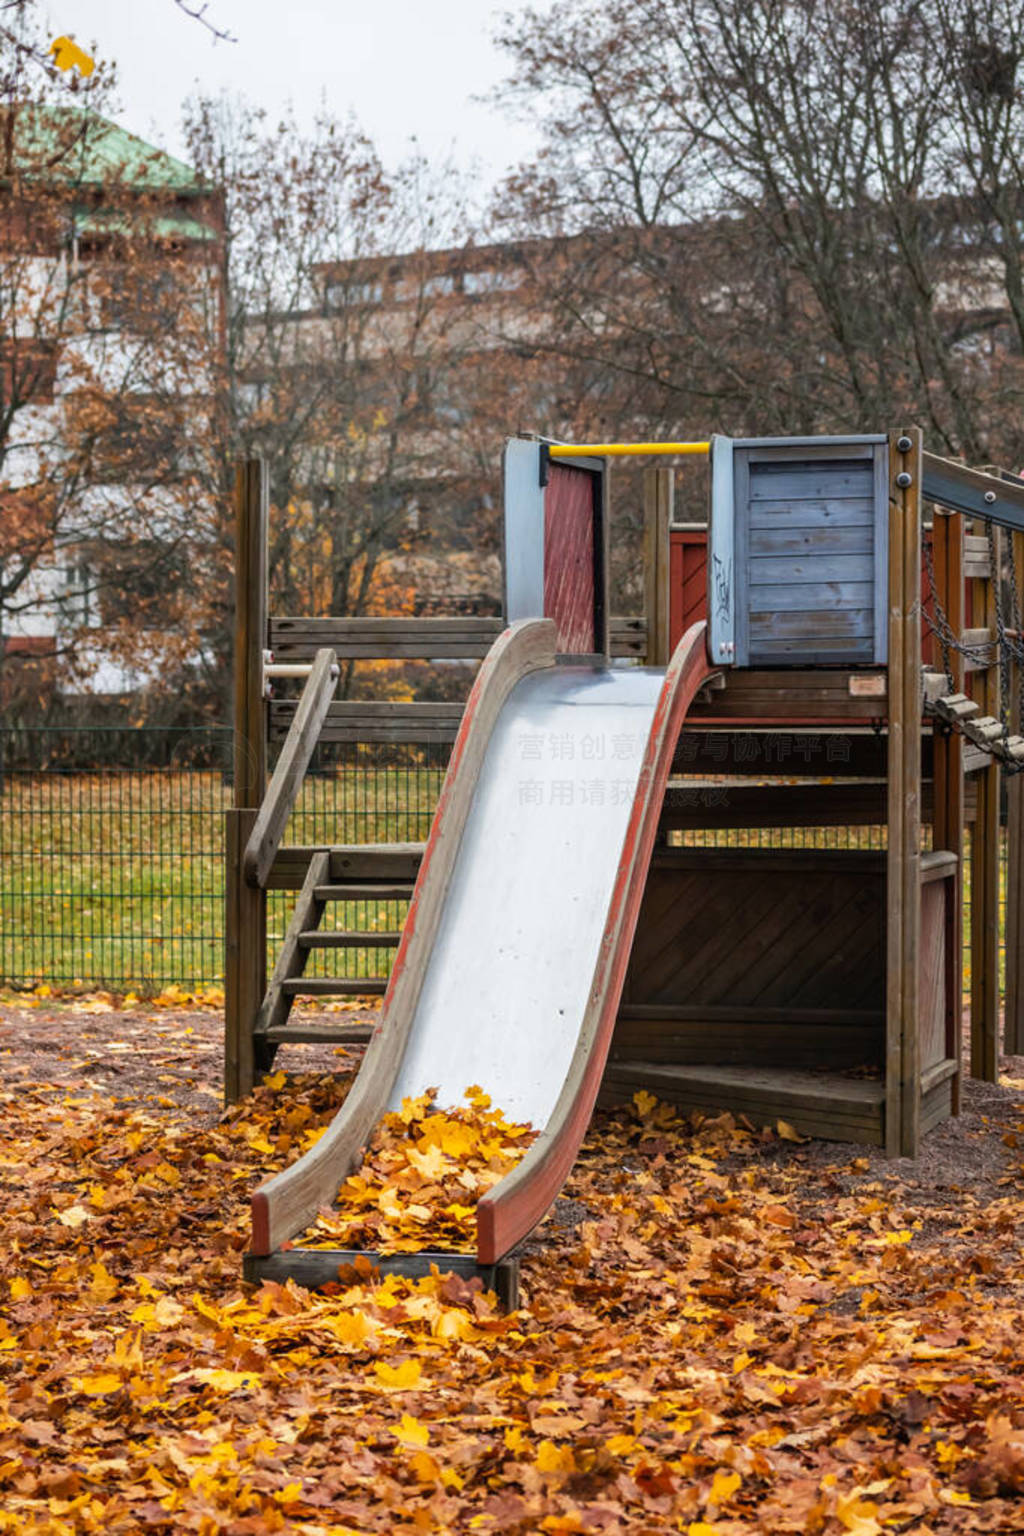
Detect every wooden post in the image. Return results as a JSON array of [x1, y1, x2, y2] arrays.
[[886, 433, 906, 1157], [643, 467, 673, 667], [887, 429, 922, 1157], [233, 458, 269, 809], [225, 459, 269, 1104], [1005, 526, 1024, 1056], [225, 808, 263, 1102], [931, 509, 964, 1109], [971, 522, 1001, 1081]]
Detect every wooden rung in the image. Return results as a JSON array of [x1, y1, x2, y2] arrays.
[[963, 715, 1005, 744], [281, 978, 388, 996], [922, 672, 948, 705], [314, 884, 413, 902], [262, 1023, 374, 1044], [299, 931, 402, 948], [934, 693, 979, 720]]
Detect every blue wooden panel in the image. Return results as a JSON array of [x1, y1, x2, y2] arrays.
[[752, 635, 875, 661], [750, 525, 875, 557], [503, 439, 545, 621], [749, 608, 874, 638], [749, 580, 876, 611], [871, 446, 888, 667], [731, 438, 889, 667], [748, 465, 873, 501], [748, 553, 872, 585], [749, 499, 875, 529]]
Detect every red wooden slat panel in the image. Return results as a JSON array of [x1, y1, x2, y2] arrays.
[[670, 530, 710, 652], [544, 464, 595, 653]]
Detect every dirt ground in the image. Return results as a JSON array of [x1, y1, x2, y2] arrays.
[[3, 994, 1022, 1197]]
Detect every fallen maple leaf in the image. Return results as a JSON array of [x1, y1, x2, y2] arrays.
[[708, 1468, 742, 1504], [535, 1439, 575, 1476], [373, 1358, 422, 1390], [393, 1412, 430, 1447], [74, 1372, 122, 1395], [836, 1488, 882, 1535], [55, 1203, 90, 1228], [777, 1119, 808, 1142]]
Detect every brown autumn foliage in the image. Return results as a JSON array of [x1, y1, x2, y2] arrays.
[[492, 0, 1024, 473], [3, 997, 1024, 1532]]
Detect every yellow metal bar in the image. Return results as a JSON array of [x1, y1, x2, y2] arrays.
[[548, 441, 710, 458]]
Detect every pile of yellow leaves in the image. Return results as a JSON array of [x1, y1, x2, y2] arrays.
[[301, 1086, 536, 1253], [7, 1001, 1024, 1533]]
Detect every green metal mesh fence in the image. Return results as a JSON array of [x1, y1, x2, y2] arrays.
[[0, 725, 1002, 995]]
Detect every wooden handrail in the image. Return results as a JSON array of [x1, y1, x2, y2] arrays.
[[242, 647, 338, 888]]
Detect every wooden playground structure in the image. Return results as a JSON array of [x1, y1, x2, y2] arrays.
[[225, 428, 1024, 1175]]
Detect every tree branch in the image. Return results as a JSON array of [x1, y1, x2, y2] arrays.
[[172, 0, 236, 43]]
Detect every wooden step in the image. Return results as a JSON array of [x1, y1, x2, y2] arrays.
[[314, 884, 413, 902], [601, 1061, 885, 1145], [282, 977, 388, 996], [922, 671, 949, 706], [962, 715, 1005, 746], [299, 930, 402, 948], [996, 735, 1024, 763], [933, 692, 980, 721], [263, 1022, 374, 1044]]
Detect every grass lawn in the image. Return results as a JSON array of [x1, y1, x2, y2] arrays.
[[0, 764, 444, 991], [0, 764, 1005, 995]]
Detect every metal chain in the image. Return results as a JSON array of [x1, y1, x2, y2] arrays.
[[1008, 534, 1024, 730], [921, 527, 998, 676], [922, 519, 1024, 773]]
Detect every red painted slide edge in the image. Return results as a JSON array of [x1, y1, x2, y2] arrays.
[[475, 621, 715, 1264]]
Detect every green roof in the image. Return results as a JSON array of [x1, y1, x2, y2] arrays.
[[73, 207, 217, 242], [7, 105, 204, 192]]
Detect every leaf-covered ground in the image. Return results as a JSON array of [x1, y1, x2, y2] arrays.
[[3, 997, 1024, 1534]]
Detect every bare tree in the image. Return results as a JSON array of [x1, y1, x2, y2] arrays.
[[184, 98, 507, 699], [492, 0, 1024, 467]]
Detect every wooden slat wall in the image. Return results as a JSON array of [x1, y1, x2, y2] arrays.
[[735, 450, 886, 666], [671, 525, 951, 674], [544, 463, 597, 653], [614, 848, 886, 1070], [689, 669, 887, 721], [270, 699, 466, 744], [669, 527, 707, 652], [269, 615, 646, 661], [919, 876, 947, 1073]]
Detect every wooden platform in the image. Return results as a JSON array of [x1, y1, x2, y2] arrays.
[[600, 1061, 885, 1144]]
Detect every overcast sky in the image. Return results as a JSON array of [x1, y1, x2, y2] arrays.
[[49, 0, 552, 184]]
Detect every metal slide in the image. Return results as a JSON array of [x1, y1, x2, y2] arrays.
[[250, 618, 715, 1272]]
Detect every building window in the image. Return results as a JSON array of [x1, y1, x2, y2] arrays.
[[462, 268, 521, 296], [325, 279, 383, 308]]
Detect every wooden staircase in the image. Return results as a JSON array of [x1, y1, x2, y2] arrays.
[[250, 844, 423, 1069], [234, 646, 425, 1072]]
